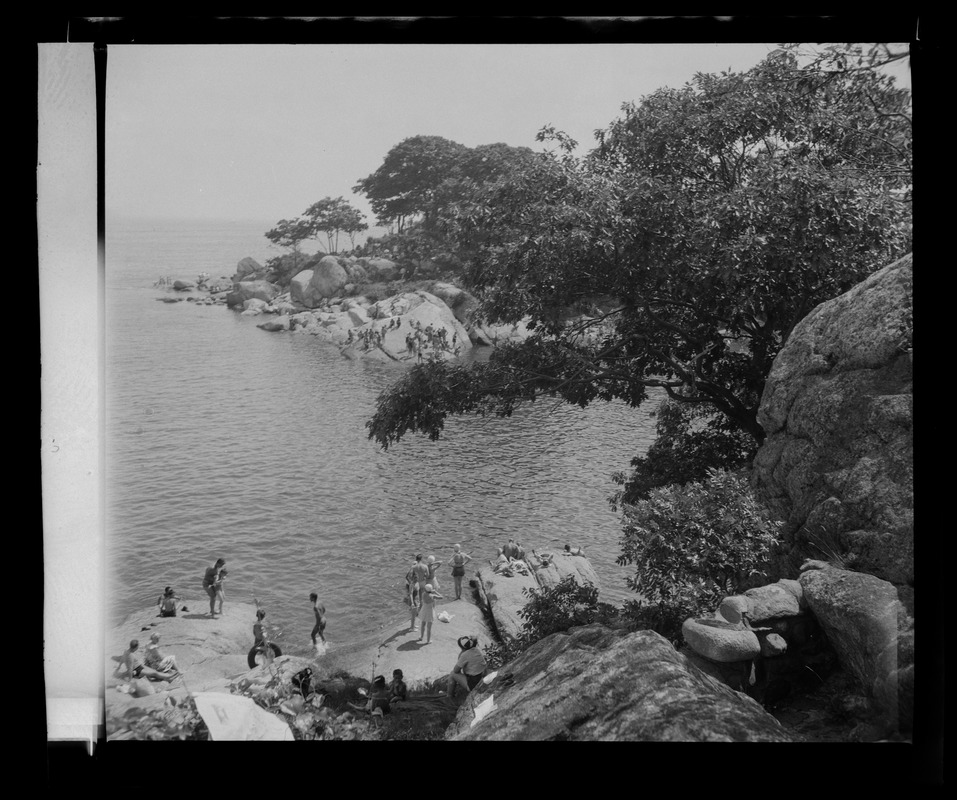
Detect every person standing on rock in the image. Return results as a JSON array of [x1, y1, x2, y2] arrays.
[[203, 558, 226, 616], [418, 583, 443, 644], [213, 568, 227, 615], [426, 555, 442, 591], [412, 554, 430, 607], [446, 544, 472, 600], [310, 592, 327, 647]]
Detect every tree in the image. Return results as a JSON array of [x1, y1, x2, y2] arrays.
[[353, 135, 470, 231], [303, 196, 367, 254], [354, 136, 540, 234], [366, 44, 912, 459], [264, 217, 313, 278], [616, 469, 782, 641]]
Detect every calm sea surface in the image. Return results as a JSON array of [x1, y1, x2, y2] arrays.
[[106, 217, 660, 657]]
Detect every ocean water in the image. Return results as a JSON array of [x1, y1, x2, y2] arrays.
[[105, 217, 660, 657]]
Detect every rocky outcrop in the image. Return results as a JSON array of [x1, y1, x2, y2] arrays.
[[105, 599, 262, 735], [752, 253, 913, 585], [226, 279, 281, 308], [474, 567, 539, 643], [750, 252, 914, 736], [357, 256, 399, 282], [447, 625, 798, 741], [233, 256, 265, 282], [474, 551, 604, 644], [528, 550, 601, 592], [799, 562, 914, 733], [341, 291, 472, 363]]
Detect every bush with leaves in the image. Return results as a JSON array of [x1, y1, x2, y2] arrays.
[[616, 468, 782, 642], [483, 576, 620, 669], [612, 397, 757, 505]]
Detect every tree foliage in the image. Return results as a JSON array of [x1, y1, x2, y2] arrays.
[[612, 398, 758, 505], [303, 196, 368, 253], [367, 44, 912, 455], [483, 576, 621, 669], [265, 197, 367, 263], [354, 135, 539, 232], [616, 468, 782, 641]]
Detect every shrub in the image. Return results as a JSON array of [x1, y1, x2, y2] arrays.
[[617, 467, 783, 642], [482, 576, 620, 669]]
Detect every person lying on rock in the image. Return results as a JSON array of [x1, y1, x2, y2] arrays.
[[563, 544, 585, 557], [144, 632, 181, 675], [447, 635, 487, 701], [123, 639, 177, 683], [533, 548, 555, 566], [490, 548, 514, 576]]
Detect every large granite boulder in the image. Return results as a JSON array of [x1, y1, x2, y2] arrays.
[[473, 566, 540, 643], [357, 256, 399, 282], [526, 551, 601, 593], [342, 291, 472, 363], [312, 255, 350, 296], [288, 269, 316, 307], [233, 256, 265, 282], [227, 280, 280, 309], [447, 625, 797, 741], [752, 253, 913, 585], [799, 563, 914, 733]]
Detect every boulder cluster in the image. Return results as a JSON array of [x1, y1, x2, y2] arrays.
[[161, 253, 534, 361]]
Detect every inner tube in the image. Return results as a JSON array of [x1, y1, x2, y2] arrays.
[[247, 642, 282, 669]]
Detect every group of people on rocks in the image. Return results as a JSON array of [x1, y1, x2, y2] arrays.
[[122, 632, 182, 686], [404, 545, 475, 642], [127, 541, 585, 708], [348, 669, 408, 718]]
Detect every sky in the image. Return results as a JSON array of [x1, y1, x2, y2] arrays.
[[105, 43, 791, 226]]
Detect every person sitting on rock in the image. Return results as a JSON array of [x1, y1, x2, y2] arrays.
[[349, 675, 391, 715], [389, 669, 408, 708], [503, 539, 519, 560], [123, 639, 177, 683], [490, 547, 514, 576], [447, 635, 487, 701], [157, 586, 179, 617], [514, 541, 527, 562], [144, 632, 180, 675]]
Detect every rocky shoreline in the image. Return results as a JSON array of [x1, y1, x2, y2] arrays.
[[134, 253, 914, 743], [158, 253, 538, 363], [105, 549, 605, 740]]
